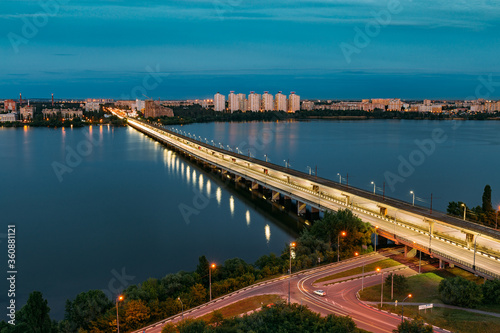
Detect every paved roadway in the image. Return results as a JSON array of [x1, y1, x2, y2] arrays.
[[127, 119, 500, 279], [135, 252, 448, 333]]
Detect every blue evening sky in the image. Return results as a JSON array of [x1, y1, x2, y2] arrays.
[[1, 0, 499, 99]]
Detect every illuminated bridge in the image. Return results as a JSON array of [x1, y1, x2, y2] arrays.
[[123, 116, 500, 280]]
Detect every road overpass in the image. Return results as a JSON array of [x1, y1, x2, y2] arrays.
[[120, 115, 500, 280]]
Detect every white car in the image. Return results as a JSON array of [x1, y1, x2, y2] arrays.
[[314, 290, 326, 296]]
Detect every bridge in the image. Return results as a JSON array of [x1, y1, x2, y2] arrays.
[[118, 113, 500, 280]]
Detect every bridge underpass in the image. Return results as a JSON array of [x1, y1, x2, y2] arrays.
[[125, 117, 500, 280]]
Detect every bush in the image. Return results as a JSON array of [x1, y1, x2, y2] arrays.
[[482, 279, 500, 305], [393, 318, 433, 333], [438, 276, 483, 308]]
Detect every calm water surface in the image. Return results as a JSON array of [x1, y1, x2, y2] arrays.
[[0, 125, 296, 320], [1, 120, 499, 320]]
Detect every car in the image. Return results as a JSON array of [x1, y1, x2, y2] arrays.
[[314, 290, 326, 296]]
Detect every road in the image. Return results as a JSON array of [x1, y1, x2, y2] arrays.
[[126, 118, 500, 279], [135, 252, 447, 333]]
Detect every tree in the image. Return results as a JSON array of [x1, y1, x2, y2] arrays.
[[124, 300, 150, 330], [188, 283, 208, 306], [64, 290, 112, 331], [196, 255, 209, 287], [482, 279, 500, 304], [438, 276, 483, 308], [393, 318, 433, 333], [17, 291, 53, 333], [385, 273, 409, 296], [209, 310, 224, 327], [482, 185, 493, 212]]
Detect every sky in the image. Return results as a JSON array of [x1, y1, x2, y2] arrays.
[[1, 0, 500, 99]]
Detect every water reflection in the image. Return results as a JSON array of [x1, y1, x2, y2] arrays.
[[245, 210, 251, 226], [192, 170, 197, 187], [265, 224, 271, 243], [216, 187, 221, 206], [206, 180, 211, 197], [229, 195, 234, 217], [199, 174, 203, 192], [186, 166, 191, 185]]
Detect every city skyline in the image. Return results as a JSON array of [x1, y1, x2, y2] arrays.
[[1, 1, 500, 99]]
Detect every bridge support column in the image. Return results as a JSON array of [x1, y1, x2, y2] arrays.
[[271, 191, 280, 202], [251, 182, 259, 190], [439, 259, 444, 269], [466, 233, 475, 249], [235, 175, 243, 183], [378, 206, 388, 216], [297, 202, 307, 216], [310, 207, 320, 220]]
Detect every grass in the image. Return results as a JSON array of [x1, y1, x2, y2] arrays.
[[197, 294, 283, 321], [379, 304, 500, 333], [314, 259, 401, 284], [358, 268, 500, 333]]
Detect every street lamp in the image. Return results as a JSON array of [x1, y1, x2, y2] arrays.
[[306, 166, 312, 175], [410, 191, 415, 206], [473, 234, 480, 271], [374, 226, 379, 252], [178, 297, 184, 321], [289, 242, 296, 304], [338, 231, 346, 262], [401, 294, 412, 323], [337, 173, 341, 184], [264, 154, 268, 162], [209, 263, 216, 301], [461, 203, 466, 220], [116, 295, 124, 333], [376, 268, 383, 308], [355, 252, 365, 291], [371, 181, 376, 194]]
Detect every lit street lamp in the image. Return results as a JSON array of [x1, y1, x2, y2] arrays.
[[355, 252, 365, 290], [306, 166, 312, 175], [116, 295, 124, 333], [376, 268, 383, 308], [209, 263, 216, 301], [410, 191, 415, 206], [371, 181, 376, 194], [374, 226, 379, 252], [400, 294, 412, 323], [337, 173, 341, 184], [264, 154, 269, 162], [338, 231, 346, 262], [461, 203, 466, 220], [289, 242, 296, 304], [178, 297, 184, 321]]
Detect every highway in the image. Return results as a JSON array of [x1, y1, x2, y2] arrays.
[[124, 117, 500, 279], [134, 252, 448, 333]]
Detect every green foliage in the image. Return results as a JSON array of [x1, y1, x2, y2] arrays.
[[393, 318, 433, 333], [17, 291, 54, 333], [482, 185, 493, 212], [385, 274, 409, 296], [481, 279, 500, 304], [63, 290, 112, 331], [438, 276, 483, 308]]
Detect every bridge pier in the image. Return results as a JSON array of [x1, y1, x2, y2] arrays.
[[378, 206, 388, 216], [251, 181, 259, 191], [235, 175, 243, 183], [404, 245, 417, 258], [271, 191, 280, 202], [466, 233, 475, 249], [297, 201, 307, 216]]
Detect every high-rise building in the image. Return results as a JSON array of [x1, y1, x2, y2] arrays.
[[261, 92, 274, 111], [214, 92, 226, 112], [275, 92, 287, 111], [228, 91, 239, 113], [237, 94, 247, 111], [248, 92, 261, 112], [288, 92, 300, 113]]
